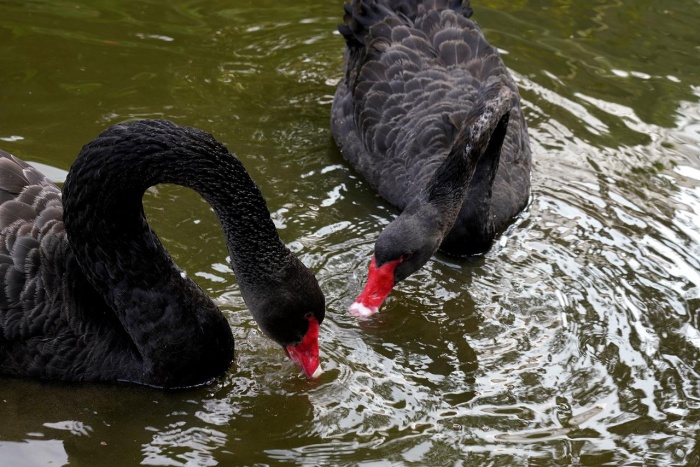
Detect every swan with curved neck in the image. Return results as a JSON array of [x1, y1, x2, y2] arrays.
[[331, 0, 532, 316], [0, 119, 325, 387]]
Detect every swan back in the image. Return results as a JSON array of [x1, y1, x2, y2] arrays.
[[331, 0, 531, 255], [0, 149, 64, 340], [0, 149, 129, 380]]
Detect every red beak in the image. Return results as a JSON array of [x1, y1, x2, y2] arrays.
[[349, 256, 402, 317], [284, 316, 322, 378]]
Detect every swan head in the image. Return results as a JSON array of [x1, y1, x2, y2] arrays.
[[284, 314, 323, 379], [350, 205, 442, 317], [248, 257, 326, 378]]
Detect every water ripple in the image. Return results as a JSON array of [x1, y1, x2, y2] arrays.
[[1, 0, 699, 465]]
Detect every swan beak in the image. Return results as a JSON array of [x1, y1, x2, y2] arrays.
[[349, 301, 378, 317], [285, 317, 322, 379], [350, 256, 400, 317]]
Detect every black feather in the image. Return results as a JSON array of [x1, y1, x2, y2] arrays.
[[331, 0, 532, 264], [0, 120, 325, 387]]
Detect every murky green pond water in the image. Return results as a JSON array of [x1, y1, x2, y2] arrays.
[[1, 0, 699, 465]]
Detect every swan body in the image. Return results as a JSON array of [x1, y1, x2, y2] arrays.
[[331, 0, 532, 315], [0, 120, 325, 387]]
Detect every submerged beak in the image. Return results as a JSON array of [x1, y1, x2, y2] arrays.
[[284, 317, 322, 379], [349, 256, 402, 317]]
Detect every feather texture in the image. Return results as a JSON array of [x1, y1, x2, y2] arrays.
[[0, 121, 325, 386], [331, 0, 531, 257]]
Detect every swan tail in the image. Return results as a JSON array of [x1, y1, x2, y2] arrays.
[[339, 0, 473, 48]]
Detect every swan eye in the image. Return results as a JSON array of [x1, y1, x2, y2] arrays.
[[400, 253, 412, 262], [304, 312, 313, 320]]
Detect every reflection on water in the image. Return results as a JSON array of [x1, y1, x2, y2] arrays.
[[0, 440, 69, 466], [1, 0, 699, 465]]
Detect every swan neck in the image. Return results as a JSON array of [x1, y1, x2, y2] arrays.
[[60, 121, 290, 384], [422, 81, 515, 237], [64, 122, 289, 293]]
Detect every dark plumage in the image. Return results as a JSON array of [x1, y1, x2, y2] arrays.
[[331, 0, 531, 315], [0, 120, 325, 387]]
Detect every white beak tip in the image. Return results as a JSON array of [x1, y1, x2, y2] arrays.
[[310, 365, 323, 379], [349, 302, 377, 318]]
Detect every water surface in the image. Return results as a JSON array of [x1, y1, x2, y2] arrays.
[[1, 0, 699, 465]]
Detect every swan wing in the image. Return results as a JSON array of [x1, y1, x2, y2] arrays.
[[0, 150, 82, 372]]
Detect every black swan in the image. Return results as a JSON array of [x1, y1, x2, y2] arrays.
[[0, 119, 325, 387], [331, 0, 532, 316]]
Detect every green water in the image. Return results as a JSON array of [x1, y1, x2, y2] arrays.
[[1, 0, 699, 465]]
